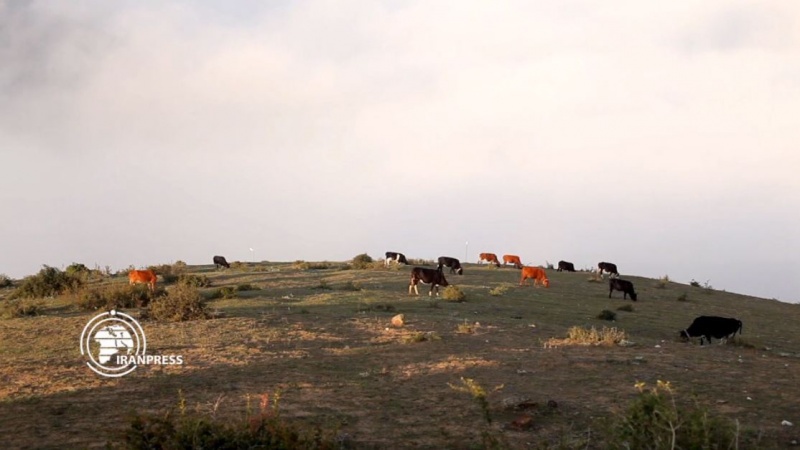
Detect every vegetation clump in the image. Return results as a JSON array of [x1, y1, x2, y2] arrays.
[[148, 284, 210, 322], [210, 286, 239, 300], [488, 285, 510, 297], [349, 253, 374, 270], [1, 298, 43, 318], [75, 284, 157, 311], [655, 275, 670, 289], [545, 326, 628, 347], [617, 304, 634, 312], [597, 309, 617, 321], [178, 274, 211, 288], [442, 285, 466, 302], [10, 265, 84, 299], [0, 274, 12, 288], [607, 380, 739, 449]]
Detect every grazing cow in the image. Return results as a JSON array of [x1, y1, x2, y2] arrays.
[[680, 316, 743, 345], [519, 266, 550, 288], [598, 262, 619, 277], [128, 269, 157, 292], [502, 255, 523, 269], [557, 261, 576, 272], [409, 267, 449, 296], [213, 255, 230, 269], [478, 253, 501, 267], [609, 278, 637, 301], [385, 252, 409, 267], [437, 256, 463, 275]]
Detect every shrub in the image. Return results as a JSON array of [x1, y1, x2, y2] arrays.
[[230, 261, 246, 270], [236, 283, 258, 292], [545, 326, 628, 347], [311, 280, 332, 290], [403, 331, 440, 343], [617, 304, 634, 312], [587, 272, 603, 283], [148, 284, 209, 322], [0, 274, 12, 288], [597, 309, 617, 321], [655, 275, 670, 289], [350, 253, 374, 270], [147, 263, 184, 283], [178, 274, 211, 288], [116, 392, 341, 449], [456, 321, 479, 334], [1, 298, 43, 318], [689, 279, 701, 288], [607, 380, 738, 449], [442, 285, 466, 302], [75, 284, 156, 311], [209, 286, 238, 300], [488, 285, 510, 297], [292, 260, 310, 270], [10, 265, 84, 299], [545, 261, 554, 270], [677, 293, 689, 302]]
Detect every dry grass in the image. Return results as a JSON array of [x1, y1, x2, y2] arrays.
[[0, 262, 798, 448]]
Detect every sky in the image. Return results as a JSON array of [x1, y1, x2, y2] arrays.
[[1, 1, 798, 302]]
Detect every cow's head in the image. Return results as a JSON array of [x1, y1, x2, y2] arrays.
[[543, 278, 550, 288], [679, 330, 690, 340], [630, 292, 638, 301], [456, 267, 463, 275]]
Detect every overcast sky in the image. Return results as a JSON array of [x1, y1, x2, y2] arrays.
[[1, 1, 798, 302]]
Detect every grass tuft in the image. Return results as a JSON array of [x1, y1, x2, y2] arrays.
[[442, 285, 466, 302], [545, 326, 628, 347]]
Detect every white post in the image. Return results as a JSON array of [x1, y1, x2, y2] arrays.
[[465, 241, 468, 263], [249, 248, 254, 263]]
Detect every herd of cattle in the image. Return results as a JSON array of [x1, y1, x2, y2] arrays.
[[123, 253, 743, 346], [387, 251, 741, 346]]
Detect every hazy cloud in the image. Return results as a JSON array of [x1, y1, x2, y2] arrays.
[[1, 1, 798, 302]]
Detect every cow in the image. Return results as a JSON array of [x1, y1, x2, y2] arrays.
[[409, 267, 449, 296], [478, 253, 501, 267], [680, 316, 743, 345], [385, 252, 409, 267], [213, 255, 230, 269], [502, 254, 523, 269], [519, 266, 550, 288], [128, 269, 157, 292], [557, 260, 576, 272], [598, 262, 619, 277], [437, 256, 463, 275], [609, 278, 637, 301]]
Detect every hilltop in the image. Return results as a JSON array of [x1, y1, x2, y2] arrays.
[[1, 261, 799, 448]]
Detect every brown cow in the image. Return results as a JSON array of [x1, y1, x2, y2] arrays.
[[519, 266, 550, 288], [128, 269, 157, 292], [502, 254, 523, 269], [478, 253, 501, 267]]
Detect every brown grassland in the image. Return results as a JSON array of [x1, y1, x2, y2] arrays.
[[1, 262, 799, 448]]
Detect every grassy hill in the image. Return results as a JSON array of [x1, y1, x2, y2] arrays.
[[1, 261, 799, 448]]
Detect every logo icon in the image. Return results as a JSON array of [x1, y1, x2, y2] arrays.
[[80, 310, 146, 378]]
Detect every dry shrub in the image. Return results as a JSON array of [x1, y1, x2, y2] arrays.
[[488, 285, 510, 297], [350, 253, 374, 270], [655, 275, 670, 289], [0, 274, 12, 288], [544, 326, 628, 348], [1, 298, 43, 318], [11, 265, 84, 299], [442, 285, 466, 302], [148, 284, 209, 322], [597, 309, 617, 321], [587, 272, 603, 283], [178, 274, 211, 288]]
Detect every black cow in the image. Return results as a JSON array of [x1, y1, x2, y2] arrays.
[[557, 261, 575, 272], [213, 255, 230, 269], [609, 278, 637, 301], [680, 316, 743, 345], [385, 251, 409, 267], [409, 267, 449, 296], [437, 256, 463, 275], [598, 261, 619, 277]]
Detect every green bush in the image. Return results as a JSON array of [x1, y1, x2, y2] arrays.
[[74, 284, 156, 311], [148, 284, 209, 322], [178, 274, 211, 288], [690, 279, 701, 288], [597, 309, 617, 321], [442, 285, 466, 302], [210, 286, 238, 300], [236, 283, 259, 292], [10, 265, 84, 299], [607, 380, 738, 449], [350, 253, 374, 270], [1, 298, 44, 318], [0, 274, 12, 288], [677, 293, 689, 302], [147, 262, 186, 284]]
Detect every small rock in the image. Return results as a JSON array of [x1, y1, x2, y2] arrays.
[[501, 396, 533, 410], [782, 420, 793, 427], [547, 400, 558, 409], [716, 400, 728, 404], [654, 345, 661, 348], [747, 397, 752, 401], [391, 314, 405, 327]]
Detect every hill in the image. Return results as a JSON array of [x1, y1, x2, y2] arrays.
[[1, 261, 799, 448]]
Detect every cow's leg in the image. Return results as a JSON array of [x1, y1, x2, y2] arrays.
[[408, 282, 414, 295], [608, 286, 613, 298], [623, 291, 628, 300]]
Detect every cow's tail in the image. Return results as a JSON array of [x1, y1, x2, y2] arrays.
[[738, 320, 743, 336]]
